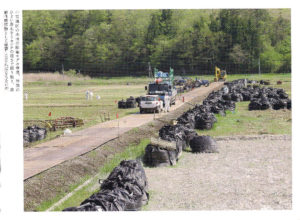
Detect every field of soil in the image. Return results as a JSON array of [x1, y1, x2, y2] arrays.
[[144, 135, 292, 210]]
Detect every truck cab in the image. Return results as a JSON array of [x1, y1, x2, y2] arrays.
[[147, 82, 176, 104], [139, 95, 163, 113], [145, 68, 177, 106]]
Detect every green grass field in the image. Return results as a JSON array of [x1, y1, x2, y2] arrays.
[[25, 72, 291, 211], [23, 73, 291, 146], [23, 75, 151, 145]]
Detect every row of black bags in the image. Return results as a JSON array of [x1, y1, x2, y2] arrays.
[[63, 160, 149, 211]]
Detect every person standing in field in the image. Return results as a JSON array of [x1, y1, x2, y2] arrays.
[[24, 92, 28, 100], [164, 93, 170, 112], [86, 90, 90, 100]]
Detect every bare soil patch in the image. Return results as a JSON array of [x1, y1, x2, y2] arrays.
[[144, 135, 292, 210]]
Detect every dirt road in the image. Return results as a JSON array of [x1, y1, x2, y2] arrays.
[[144, 135, 292, 210], [24, 82, 223, 179]]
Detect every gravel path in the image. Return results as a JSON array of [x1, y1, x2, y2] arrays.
[[144, 135, 292, 210]]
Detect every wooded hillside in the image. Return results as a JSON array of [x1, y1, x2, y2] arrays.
[[23, 9, 291, 76]]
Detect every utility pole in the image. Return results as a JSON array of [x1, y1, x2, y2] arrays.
[[62, 64, 64, 75], [148, 62, 152, 78]]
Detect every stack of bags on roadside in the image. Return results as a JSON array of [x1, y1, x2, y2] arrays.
[[23, 125, 47, 145], [118, 96, 139, 109], [189, 136, 219, 153], [63, 160, 149, 211], [144, 137, 178, 167], [144, 78, 291, 167], [144, 124, 198, 167]]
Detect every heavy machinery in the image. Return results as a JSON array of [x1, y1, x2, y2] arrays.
[[145, 67, 177, 106], [194, 78, 210, 87], [173, 76, 193, 91], [173, 76, 185, 93], [214, 66, 227, 81], [183, 77, 195, 91]]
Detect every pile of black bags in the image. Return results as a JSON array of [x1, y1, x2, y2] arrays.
[[159, 124, 195, 151], [62, 78, 290, 211], [144, 141, 177, 167], [144, 78, 291, 166], [248, 87, 291, 111], [220, 79, 291, 111], [118, 96, 138, 109], [195, 112, 217, 130], [144, 124, 199, 167], [23, 125, 47, 145], [63, 160, 149, 211], [189, 136, 219, 153]]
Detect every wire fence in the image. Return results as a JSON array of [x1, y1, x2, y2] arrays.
[[24, 58, 291, 76]]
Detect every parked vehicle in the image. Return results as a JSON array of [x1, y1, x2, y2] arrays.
[[139, 95, 164, 113]]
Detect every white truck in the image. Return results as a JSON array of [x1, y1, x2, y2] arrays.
[[139, 95, 164, 114]]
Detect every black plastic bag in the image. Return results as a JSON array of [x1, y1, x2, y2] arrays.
[[189, 136, 219, 153]]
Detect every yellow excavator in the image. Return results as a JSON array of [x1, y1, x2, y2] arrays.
[[214, 66, 227, 81]]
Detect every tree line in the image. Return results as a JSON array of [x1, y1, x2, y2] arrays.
[[23, 9, 291, 76]]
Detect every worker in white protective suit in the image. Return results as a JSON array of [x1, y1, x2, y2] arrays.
[[164, 93, 171, 112], [223, 86, 229, 94], [86, 90, 90, 100], [244, 78, 247, 87], [24, 92, 28, 100]]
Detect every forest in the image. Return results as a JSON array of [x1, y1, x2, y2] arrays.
[[23, 9, 291, 76]]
